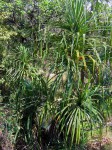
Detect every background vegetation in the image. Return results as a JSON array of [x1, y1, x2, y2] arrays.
[[0, 0, 112, 149]]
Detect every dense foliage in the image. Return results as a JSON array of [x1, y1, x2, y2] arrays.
[[0, 0, 112, 149]]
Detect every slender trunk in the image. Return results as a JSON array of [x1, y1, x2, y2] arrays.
[[81, 68, 85, 84]]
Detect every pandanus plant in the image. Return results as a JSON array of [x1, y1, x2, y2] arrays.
[[5, 45, 49, 149], [41, 0, 112, 147], [2, 0, 111, 149], [56, 83, 103, 145]]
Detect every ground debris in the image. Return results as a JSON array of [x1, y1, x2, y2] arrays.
[[0, 130, 13, 150], [87, 136, 112, 150]]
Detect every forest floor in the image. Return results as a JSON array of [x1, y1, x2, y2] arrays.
[[87, 119, 112, 150]]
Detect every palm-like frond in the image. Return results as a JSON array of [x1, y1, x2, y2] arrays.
[[56, 84, 103, 145]]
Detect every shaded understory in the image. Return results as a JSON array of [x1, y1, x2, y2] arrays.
[[0, 105, 112, 150]]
